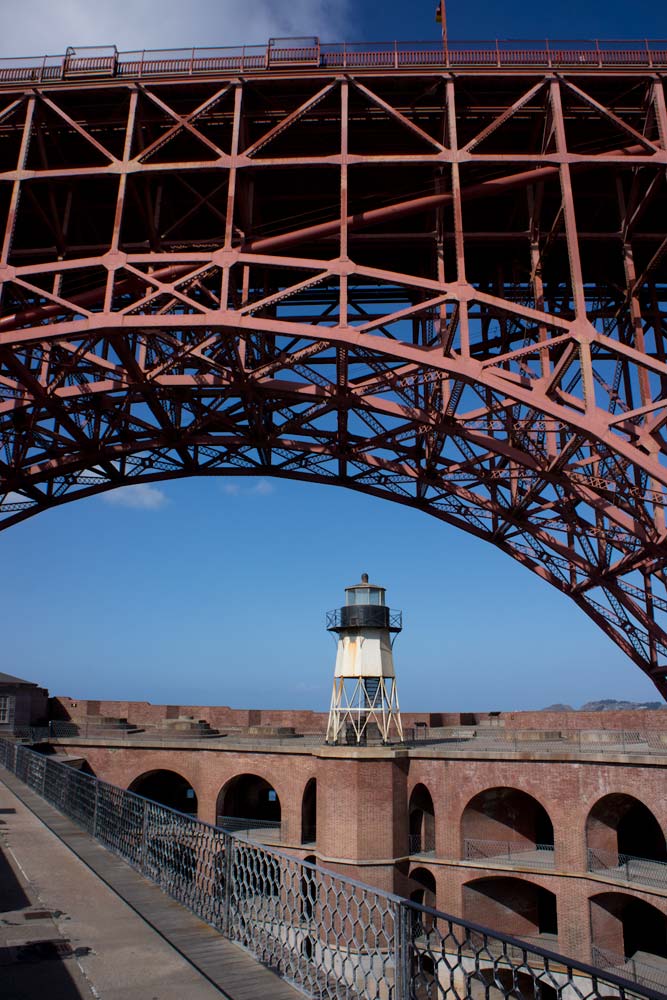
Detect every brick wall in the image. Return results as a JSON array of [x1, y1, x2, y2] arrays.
[[49, 738, 667, 951], [502, 710, 667, 731], [50, 697, 667, 735]]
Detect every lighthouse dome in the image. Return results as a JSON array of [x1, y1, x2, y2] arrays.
[[345, 572, 386, 607]]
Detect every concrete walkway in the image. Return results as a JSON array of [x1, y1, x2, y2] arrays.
[[0, 772, 302, 1000]]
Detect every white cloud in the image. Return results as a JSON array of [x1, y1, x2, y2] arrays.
[[0, 0, 355, 58], [221, 477, 274, 497], [253, 478, 274, 496], [102, 483, 168, 510]]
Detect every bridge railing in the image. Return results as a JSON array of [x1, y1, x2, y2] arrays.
[[0, 738, 662, 1000], [0, 39, 667, 85]]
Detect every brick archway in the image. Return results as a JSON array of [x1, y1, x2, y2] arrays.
[[301, 777, 317, 847], [586, 793, 667, 870], [460, 786, 554, 862], [128, 768, 198, 815], [590, 891, 667, 987], [408, 783, 435, 856], [463, 876, 558, 944], [217, 772, 281, 825]]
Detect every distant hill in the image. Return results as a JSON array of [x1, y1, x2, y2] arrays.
[[541, 699, 666, 712]]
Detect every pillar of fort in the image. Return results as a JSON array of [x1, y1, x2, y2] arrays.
[[314, 749, 409, 894]]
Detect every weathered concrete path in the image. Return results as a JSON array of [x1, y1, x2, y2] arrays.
[[0, 770, 302, 1000]]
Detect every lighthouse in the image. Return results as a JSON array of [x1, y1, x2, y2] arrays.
[[325, 573, 404, 745]]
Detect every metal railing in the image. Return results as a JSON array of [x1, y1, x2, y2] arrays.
[[12, 723, 667, 760], [464, 838, 555, 869], [0, 38, 667, 86], [408, 832, 436, 856], [326, 607, 403, 631], [592, 947, 667, 993], [217, 815, 282, 841], [587, 848, 667, 891], [410, 727, 667, 756], [0, 738, 662, 1000]]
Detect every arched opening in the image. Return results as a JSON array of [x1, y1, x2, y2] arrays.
[[409, 866, 437, 910], [586, 794, 667, 887], [408, 867, 437, 990], [301, 778, 317, 846], [216, 773, 281, 840], [590, 892, 667, 991], [408, 784, 435, 855], [463, 877, 558, 947], [129, 769, 197, 815], [461, 787, 554, 867]]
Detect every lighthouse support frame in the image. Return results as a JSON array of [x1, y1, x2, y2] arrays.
[[326, 675, 404, 745]]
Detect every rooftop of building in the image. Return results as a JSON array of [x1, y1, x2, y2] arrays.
[[0, 671, 41, 687]]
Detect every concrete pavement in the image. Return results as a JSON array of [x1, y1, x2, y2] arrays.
[[0, 779, 228, 999]]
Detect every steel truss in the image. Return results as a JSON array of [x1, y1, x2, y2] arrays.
[[1, 62, 667, 694]]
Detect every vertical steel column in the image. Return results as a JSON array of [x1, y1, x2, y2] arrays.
[[446, 77, 469, 356], [1, 95, 34, 264], [104, 87, 138, 312], [550, 78, 593, 411]]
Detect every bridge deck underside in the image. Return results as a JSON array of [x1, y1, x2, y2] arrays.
[[0, 66, 666, 693]]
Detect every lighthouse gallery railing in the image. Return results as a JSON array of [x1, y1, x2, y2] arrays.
[[0, 739, 660, 1000]]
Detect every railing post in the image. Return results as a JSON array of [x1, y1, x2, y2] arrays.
[[92, 780, 100, 837], [222, 833, 234, 937], [140, 800, 150, 874], [394, 899, 412, 1000]]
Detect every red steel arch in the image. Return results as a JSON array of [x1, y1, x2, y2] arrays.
[[1, 43, 667, 694]]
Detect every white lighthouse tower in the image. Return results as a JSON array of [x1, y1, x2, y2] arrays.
[[325, 573, 404, 745]]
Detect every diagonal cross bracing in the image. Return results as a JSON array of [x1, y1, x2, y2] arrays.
[[0, 64, 666, 695]]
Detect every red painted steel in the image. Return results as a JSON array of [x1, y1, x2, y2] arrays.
[[0, 51, 666, 696]]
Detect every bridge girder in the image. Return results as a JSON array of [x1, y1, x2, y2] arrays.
[[1, 65, 667, 694]]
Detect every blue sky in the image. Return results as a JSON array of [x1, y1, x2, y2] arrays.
[[2, 1, 666, 711], [3, 476, 661, 710], [0, 1, 665, 60]]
